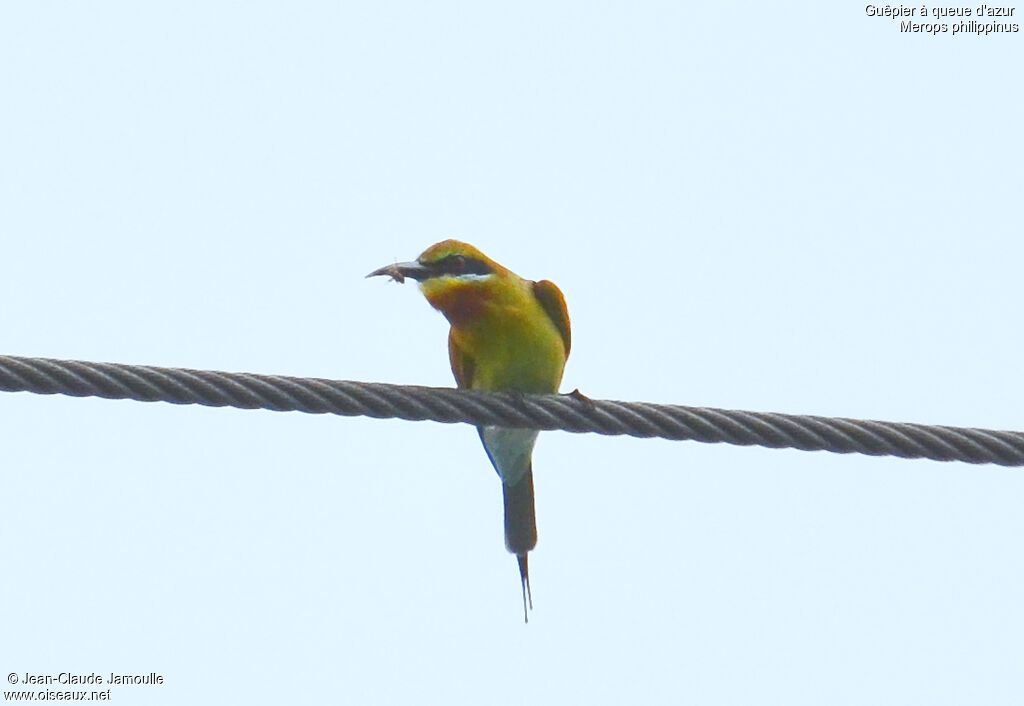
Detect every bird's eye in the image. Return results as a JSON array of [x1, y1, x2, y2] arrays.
[[448, 255, 467, 273]]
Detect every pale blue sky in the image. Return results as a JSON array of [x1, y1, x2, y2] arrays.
[[2, 3, 1022, 704]]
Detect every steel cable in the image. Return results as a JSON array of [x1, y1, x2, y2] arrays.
[[1, 354, 1022, 466]]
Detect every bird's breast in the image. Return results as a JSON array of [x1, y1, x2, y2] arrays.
[[453, 305, 566, 393]]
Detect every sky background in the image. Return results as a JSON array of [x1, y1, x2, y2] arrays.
[[2, 2, 1022, 704]]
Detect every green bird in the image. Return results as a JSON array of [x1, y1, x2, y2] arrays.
[[369, 240, 571, 621]]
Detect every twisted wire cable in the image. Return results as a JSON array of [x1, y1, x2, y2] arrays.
[[1, 355, 1022, 466]]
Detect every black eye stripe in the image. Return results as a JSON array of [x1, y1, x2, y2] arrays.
[[434, 255, 493, 277]]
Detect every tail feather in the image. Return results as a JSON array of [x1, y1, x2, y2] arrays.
[[502, 468, 537, 555], [503, 469, 537, 622], [517, 553, 533, 623]]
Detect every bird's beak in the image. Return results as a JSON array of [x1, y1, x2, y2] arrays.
[[366, 260, 433, 284]]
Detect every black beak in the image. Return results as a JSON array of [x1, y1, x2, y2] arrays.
[[366, 260, 433, 284]]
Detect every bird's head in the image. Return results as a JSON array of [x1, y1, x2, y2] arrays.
[[367, 240, 508, 324]]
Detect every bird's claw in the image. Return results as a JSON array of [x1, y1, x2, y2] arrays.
[[565, 387, 596, 410], [505, 389, 530, 414]]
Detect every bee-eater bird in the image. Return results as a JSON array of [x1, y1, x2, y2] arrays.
[[368, 240, 570, 622]]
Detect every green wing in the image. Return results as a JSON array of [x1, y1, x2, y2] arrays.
[[532, 279, 571, 356], [448, 331, 475, 389]]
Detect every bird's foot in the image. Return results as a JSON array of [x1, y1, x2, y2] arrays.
[[565, 387, 596, 410], [504, 389, 532, 415]]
